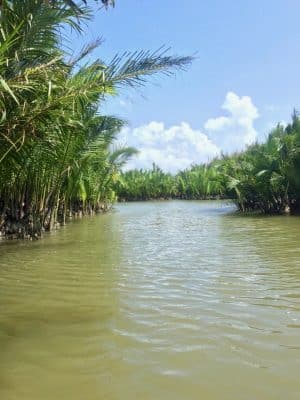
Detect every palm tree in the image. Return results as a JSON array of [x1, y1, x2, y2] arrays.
[[0, 0, 193, 237]]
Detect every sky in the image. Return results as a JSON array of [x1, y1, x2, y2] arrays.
[[71, 0, 300, 172]]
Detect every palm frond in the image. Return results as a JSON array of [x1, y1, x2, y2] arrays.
[[105, 47, 193, 87]]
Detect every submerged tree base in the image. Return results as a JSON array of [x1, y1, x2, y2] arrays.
[[0, 203, 111, 240], [233, 198, 300, 216]]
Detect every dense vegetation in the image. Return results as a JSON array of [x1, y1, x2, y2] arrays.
[[221, 114, 300, 214], [0, 0, 191, 238], [0, 1, 298, 240], [114, 163, 224, 201], [114, 114, 300, 215]]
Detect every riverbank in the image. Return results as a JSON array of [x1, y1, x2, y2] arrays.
[[118, 195, 229, 202], [117, 196, 300, 215], [2, 195, 300, 241], [0, 203, 112, 240]]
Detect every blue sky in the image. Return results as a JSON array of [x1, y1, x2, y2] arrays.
[[72, 0, 300, 171]]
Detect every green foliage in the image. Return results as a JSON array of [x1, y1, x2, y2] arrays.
[[114, 162, 225, 201], [219, 114, 300, 214], [0, 0, 192, 238]]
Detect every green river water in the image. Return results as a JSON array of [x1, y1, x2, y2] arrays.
[[0, 201, 299, 400]]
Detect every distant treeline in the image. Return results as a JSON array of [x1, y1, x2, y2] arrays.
[[114, 163, 225, 201], [114, 113, 300, 215]]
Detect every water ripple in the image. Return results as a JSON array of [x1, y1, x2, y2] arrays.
[[0, 201, 300, 400]]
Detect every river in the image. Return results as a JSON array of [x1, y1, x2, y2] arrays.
[[0, 201, 299, 399]]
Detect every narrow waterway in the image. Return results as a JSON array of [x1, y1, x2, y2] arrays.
[[0, 201, 299, 400]]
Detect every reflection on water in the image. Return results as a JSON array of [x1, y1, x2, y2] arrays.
[[0, 201, 299, 400]]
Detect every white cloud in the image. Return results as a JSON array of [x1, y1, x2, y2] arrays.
[[117, 92, 260, 171], [118, 122, 220, 173], [204, 91, 259, 153], [265, 119, 287, 133]]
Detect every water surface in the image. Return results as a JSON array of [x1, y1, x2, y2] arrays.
[[0, 201, 300, 399]]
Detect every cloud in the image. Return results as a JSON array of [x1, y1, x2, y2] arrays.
[[204, 91, 259, 153], [118, 121, 220, 173], [117, 92, 259, 171], [265, 119, 287, 133]]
